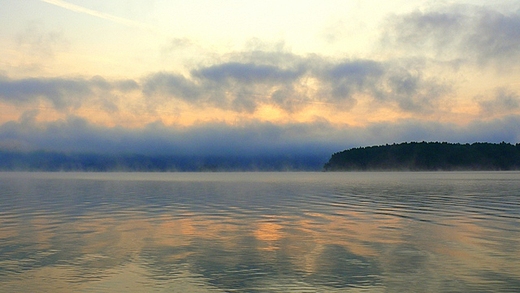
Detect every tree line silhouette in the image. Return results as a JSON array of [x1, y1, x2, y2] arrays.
[[324, 142, 520, 171]]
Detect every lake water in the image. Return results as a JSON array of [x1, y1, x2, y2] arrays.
[[0, 172, 519, 292]]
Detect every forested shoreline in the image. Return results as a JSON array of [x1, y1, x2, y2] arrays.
[[2, 142, 520, 172], [324, 142, 520, 171]]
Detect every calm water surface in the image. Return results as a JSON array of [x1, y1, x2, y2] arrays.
[[0, 172, 519, 292]]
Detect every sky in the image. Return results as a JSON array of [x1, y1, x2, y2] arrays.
[[1, 0, 520, 158]]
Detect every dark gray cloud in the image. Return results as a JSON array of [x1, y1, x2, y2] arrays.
[[193, 61, 309, 112], [468, 9, 520, 65], [322, 60, 384, 104], [1, 112, 519, 158], [0, 76, 91, 108], [0, 75, 138, 110], [382, 66, 451, 113], [383, 6, 520, 66], [0, 114, 341, 157], [0, 52, 452, 115], [89, 75, 138, 92], [181, 57, 450, 114], [114, 79, 140, 92], [142, 61, 310, 113], [476, 88, 520, 115], [0, 54, 451, 115], [326, 60, 384, 82], [383, 10, 463, 51], [192, 62, 305, 84], [315, 59, 450, 113], [142, 72, 203, 101], [270, 84, 308, 112], [142, 70, 259, 112]]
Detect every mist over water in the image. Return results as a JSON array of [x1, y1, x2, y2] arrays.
[[0, 172, 519, 292]]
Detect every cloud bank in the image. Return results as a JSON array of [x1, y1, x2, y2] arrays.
[[0, 55, 454, 116], [2, 112, 519, 157], [1, 3, 520, 165]]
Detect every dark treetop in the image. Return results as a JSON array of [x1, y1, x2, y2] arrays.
[[324, 142, 520, 171]]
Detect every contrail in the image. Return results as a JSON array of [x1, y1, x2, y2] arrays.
[[41, 0, 152, 30]]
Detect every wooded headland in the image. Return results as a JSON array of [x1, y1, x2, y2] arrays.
[[324, 142, 520, 171]]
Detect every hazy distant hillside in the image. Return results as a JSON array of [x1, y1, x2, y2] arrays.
[[0, 150, 326, 172], [324, 142, 520, 171]]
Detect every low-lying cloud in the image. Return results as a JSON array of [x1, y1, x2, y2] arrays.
[[2, 112, 519, 157]]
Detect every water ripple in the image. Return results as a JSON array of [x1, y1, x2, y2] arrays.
[[0, 172, 519, 292]]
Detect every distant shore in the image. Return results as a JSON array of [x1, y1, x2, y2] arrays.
[[324, 142, 520, 171], [2, 142, 519, 172], [0, 150, 325, 172]]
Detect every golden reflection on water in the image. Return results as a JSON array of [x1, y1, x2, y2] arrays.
[[1, 207, 517, 292], [0, 172, 519, 292]]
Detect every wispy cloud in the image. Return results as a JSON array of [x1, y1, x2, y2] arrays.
[[381, 5, 520, 66], [41, 0, 152, 30]]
